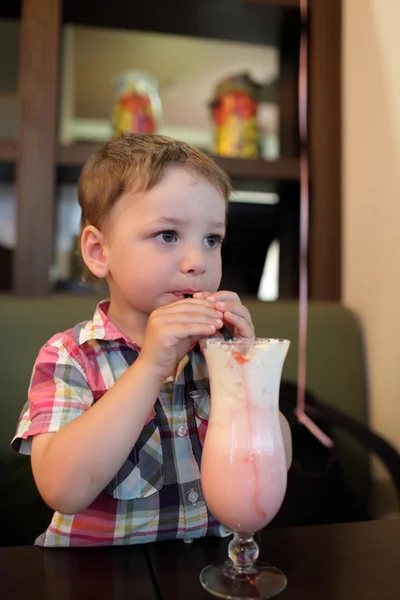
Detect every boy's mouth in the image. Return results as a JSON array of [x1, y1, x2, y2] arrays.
[[171, 290, 199, 299]]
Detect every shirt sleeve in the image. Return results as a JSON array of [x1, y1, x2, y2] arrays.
[[11, 340, 94, 455]]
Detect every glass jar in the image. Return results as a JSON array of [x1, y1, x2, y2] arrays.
[[112, 70, 162, 138]]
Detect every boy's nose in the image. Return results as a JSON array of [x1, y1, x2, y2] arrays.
[[180, 249, 206, 275]]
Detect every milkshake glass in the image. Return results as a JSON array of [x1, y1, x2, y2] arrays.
[[200, 337, 290, 599]]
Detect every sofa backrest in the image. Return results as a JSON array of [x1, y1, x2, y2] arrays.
[[0, 295, 368, 500]]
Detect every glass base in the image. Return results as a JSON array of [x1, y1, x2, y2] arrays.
[[200, 560, 287, 600]]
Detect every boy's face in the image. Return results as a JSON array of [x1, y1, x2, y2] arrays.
[[96, 166, 226, 317]]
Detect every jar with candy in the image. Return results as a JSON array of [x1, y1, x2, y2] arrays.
[[112, 71, 162, 138], [210, 73, 260, 158]]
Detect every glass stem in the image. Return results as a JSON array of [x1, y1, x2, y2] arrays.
[[228, 532, 259, 574]]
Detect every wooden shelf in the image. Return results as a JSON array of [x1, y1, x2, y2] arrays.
[[58, 142, 99, 166], [0, 0, 301, 23], [61, 0, 300, 48], [248, 0, 299, 6], [214, 156, 299, 181], [58, 143, 300, 182], [0, 139, 17, 162]]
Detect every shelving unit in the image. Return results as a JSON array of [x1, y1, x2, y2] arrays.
[[0, 139, 17, 162], [0, 0, 341, 300], [58, 143, 300, 181]]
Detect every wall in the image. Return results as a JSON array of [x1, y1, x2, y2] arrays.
[[343, 0, 400, 490]]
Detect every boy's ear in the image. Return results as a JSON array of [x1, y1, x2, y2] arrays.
[[80, 225, 109, 279]]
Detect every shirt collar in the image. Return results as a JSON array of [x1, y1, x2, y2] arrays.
[[76, 300, 139, 348]]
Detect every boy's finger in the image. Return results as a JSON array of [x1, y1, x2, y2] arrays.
[[205, 290, 240, 303], [224, 311, 255, 338], [215, 301, 251, 321], [191, 291, 211, 299], [158, 302, 223, 318], [171, 322, 220, 339]]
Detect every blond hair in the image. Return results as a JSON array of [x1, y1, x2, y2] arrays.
[[77, 133, 232, 282]]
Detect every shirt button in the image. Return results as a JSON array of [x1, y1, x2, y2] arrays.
[[183, 537, 194, 544], [188, 489, 199, 504], [177, 425, 186, 437]]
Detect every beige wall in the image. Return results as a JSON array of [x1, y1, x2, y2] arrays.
[[343, 0, 400, 470]]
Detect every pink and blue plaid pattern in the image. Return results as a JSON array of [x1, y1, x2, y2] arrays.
[[12, 301, 226, 547]]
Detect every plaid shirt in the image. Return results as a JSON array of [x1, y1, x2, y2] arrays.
[[12, 301, 227, 547]]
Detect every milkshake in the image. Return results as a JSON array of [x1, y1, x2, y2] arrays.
[[200, 338, 289, 533], [199, 337, 290, 600]]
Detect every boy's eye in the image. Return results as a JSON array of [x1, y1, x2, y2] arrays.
[[155, 230, 178, 243], [205, 234, 224, 248]]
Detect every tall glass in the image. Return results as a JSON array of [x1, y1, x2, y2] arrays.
[[200, 338, 290, 600]]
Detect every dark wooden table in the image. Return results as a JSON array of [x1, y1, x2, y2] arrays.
[[1, 520, 400, 600], [0, 543, 158, 600]]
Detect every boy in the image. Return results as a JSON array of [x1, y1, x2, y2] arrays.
[[12, 134, 291, 547]]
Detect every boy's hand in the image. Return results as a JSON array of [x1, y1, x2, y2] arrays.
[[193, 291, 255, 339], [139, 298, 224, 382]]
